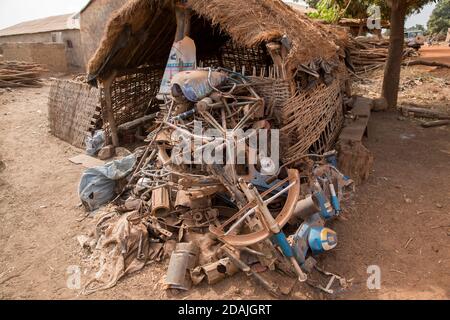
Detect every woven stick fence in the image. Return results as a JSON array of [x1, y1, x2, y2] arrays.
[[48, 79, 101, 148], [280, 78, 344, 161]]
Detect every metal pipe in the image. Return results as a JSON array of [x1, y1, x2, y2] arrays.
[[225, 182, 296, 236]]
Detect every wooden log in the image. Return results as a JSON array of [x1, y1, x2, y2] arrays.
[[174, 4, 186, 42], [337, 141, 373, 185], [421, 120, 450, 128], [117, 113, 158, 131], [403, 59, 450, 69], [401, 105, 450, 120], [102, 71, 120, 147]]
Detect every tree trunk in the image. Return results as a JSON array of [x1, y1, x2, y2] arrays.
[[381, 0, 407, 109]]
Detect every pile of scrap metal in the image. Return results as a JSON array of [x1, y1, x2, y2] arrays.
[[79, 67, 354, 296]]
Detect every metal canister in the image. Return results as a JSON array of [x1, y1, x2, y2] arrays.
[[165, 242, 199, 290]]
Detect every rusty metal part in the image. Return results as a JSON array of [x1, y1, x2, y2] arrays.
[[175, 190, 211, 209], [165, 242, 199, 290], [147, 217, 173, 239], [182, 208, 219, 228], [223, 179, 297, 236], [221, 246, 280, 297], [292, 195, 320, 220], [195, 257, 239, 285], [155, 129, 172, 144], [210, 169, 300, 247], [217, 177, 289, 231], [151, 186, 170, 217], [306, 265, 349, 294]]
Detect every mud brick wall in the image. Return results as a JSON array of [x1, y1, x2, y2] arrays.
[[80, 0, 124, 68], [0, 42, 68, 72]]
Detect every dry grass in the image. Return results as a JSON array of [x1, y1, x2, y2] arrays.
[[87, 0, 342, 78]]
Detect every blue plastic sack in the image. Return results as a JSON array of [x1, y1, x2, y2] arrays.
[[78, 154, 137, 211], [85, 130, 105, 156]]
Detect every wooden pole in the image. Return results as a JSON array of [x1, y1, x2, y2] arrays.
[[266, 42, 286, 79], [174, 4, 186, 42], [421, 120, 450, 128], [183, 8, 192, 37], [102, 71, 120, 147]]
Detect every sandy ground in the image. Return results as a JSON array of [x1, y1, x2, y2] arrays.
[[0, 61, 449, 300], [419, 45, 450, 65], [354, 45, 450, 113]]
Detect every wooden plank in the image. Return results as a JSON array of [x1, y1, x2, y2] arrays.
[[339, 96, 372, 143]]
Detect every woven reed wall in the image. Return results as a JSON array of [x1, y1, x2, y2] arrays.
[[199, 40, 272, 76], [48, 79, 101, 148], [100, 65, 164, 136], [249, 76, 292, 120], [280, 77, 344, 161]]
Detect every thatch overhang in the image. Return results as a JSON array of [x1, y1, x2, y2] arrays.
[[87, 0, 342, 82]]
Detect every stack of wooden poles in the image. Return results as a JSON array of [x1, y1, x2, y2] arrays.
[[0, 61, 47, 88], [348, 37, 418, 74]]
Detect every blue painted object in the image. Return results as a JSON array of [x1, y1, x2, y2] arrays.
[[314, 191, 335, 220], [308, 227, 338, 254], [328, 183, 341, 214], [272, 232, 294, 258], [249, 167, 287, 195], [292, 221, 312, 264], [325, 153, 338, 168], [172, 108, 196, 121], [330, 194, 340, 213]]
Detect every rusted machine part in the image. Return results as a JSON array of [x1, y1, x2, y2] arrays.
[[175, 190, 211, 209], [292, 195, 320, 221], [193, 257, 239, 285], [157, 145, 224, 194], [217, 177, 289, 232], [151, 186, 171, 217], [155, 129, 173, 145], [165, 242, 199, 290], [157, 144, 173, 166], [210, 169, 300, 247], [220, 246, 280, 297]]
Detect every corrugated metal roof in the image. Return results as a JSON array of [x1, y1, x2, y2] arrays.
[[0, 14, 78, 37]]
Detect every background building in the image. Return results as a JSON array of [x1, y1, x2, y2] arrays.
[[79, 0, 125, 69], [0, 14, 84, 72]]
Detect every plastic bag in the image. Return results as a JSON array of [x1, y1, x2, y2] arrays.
[[158, 36, 197, 97], [85, 130, 105, 156], [78, 154, 137, 211]]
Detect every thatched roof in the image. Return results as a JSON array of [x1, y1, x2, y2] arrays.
[[87, 0, 341, 80]]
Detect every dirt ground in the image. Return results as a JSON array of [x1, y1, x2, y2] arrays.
[[419, 45, 450, 65], [0, 50, 449, 300], [354, 45, 450, 114]]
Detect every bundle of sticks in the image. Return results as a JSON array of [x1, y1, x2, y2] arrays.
[[0, 61, 47, 88], [348, 37, 419, 74]]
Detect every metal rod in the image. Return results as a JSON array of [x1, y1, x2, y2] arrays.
[[225, 182, 296, 235]]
